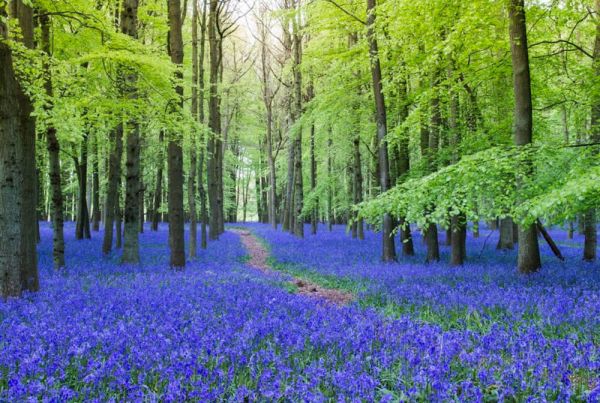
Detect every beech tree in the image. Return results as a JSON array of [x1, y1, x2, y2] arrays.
[[167, 0, 186, 268], [509, 0, 541, 274], [1, 0, 39, 298]]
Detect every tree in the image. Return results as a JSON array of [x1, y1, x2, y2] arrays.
[[366, 0, 396, 262], [1, 0, 39, 297], [509, 0, 541, 273], [583, 0, 600, 262], [189, 0, 199, 258], [207, 0, 222, 240], [102, 126, 124, 255], [121, 0, 141, 264], [167, 0, 186, 269], [40, 11, 65, 269]]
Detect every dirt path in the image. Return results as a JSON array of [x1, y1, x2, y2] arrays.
[[232, 229, 353, 306]]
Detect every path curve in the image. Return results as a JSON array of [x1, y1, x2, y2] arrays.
[[232, 229, 353, 306]]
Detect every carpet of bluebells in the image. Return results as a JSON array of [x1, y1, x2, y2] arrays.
[[0, 222, 598, 401]]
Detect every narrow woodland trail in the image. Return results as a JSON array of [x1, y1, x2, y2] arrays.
[[232, 229, 353, 305]]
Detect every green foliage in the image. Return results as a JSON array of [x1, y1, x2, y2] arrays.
[[359, 145, 597, 229]]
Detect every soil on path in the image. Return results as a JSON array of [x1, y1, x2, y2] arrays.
[[232, 229, 353, 306]]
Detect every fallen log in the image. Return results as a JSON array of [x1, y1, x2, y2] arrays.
[[536, 219, 565, 262]]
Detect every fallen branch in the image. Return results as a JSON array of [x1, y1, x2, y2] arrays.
[[536, 219, 565, 261]]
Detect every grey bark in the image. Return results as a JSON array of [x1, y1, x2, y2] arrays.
[[151, 131, 164, 231], [509, 0, 541, 273], [1, 1, 39, 297], [189, 0, 199, 258], [102, 125, 123, 254], [121, 0, 141, 264], [168, 0, 186, 268], [366, 0, 396, 261], [207, 0, 223, 240], [583, 0, 600, 261], [41, 13, 65, 269]]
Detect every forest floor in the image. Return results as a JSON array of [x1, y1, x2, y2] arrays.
[[0, 222, 598, 401]]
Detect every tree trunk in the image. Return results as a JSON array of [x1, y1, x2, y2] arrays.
[[450, 214, 467, 266], [567, 221, 574, 240], [367, 0, 396, 261], [168, 0, 186, 268], [259, 23, 278, 229], [103, 125, 124, 254], [583, 211, 597, 261], [352, 137, 364, 240], [41, 13, 65, 269], [423, 75, 441, 262], [76, 133, 91, 240], [92, 133, 101, 231], [121, 0, 141, 264], [139, 172, 144, 233], [14, 0, 36, 273], [310, 123, 318, 235], [283, 133, 295, 232], [198, 0, 208, 249], [115, 171, 122, 249], [497, 217, 514, 250], [583, 0, 600, 261], [327, 135, 333, 232], [207, 0, 222, 241], [1, 2, 39, 297], [151, 131, 164, 231], [293, 131, 304, 238], [448, 68, 465, 264], [189, 0, 199, 258], [396, 71, 414, 256], [509, 0, 541, 273]]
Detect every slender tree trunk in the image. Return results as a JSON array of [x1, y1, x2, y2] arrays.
[[396, 72, 414, 256], [207, 0, 222, 241], [115, 171, 122, 249], [41, 13, 65, 269], [92, 133, 101, 231], [293, 133, 304, 238], [121, 0, 141, 264], [352, 137, 364, 240], [198, 0, 208, 249], [259, 25, 278, 229], [291, 7, 304, 239], [428, 76, 441, 262], [367, 0, 396, 261], [266, 111, 277, 229], [283, 133, 295, 232], [188, 0, 199, 259], [151, 131, 164, 231], [448, 68, 465, 265], [76, 133, 91, 240], [567, 221, 574, 240], [310, 123, 318, 235], [327, 135, 333, 231], [168, 0, 186, 268], [102, 125, 124, 254], [509, 0, 541, 273], [139, 172, 144, 233]]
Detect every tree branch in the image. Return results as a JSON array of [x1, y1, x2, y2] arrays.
[[322, 0, 365, 25], [529, 39, 593, 59]]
